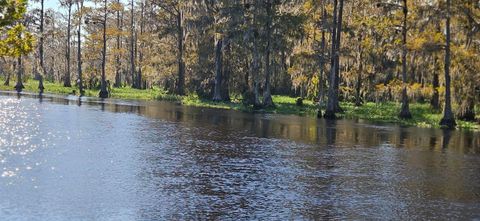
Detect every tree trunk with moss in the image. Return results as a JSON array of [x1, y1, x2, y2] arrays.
[[317, 3, 327, 117], [176, 9, 185, 95], [457, 97, 476, 121], [399, 0, 412, 119], [324, 0, 339, 119], [263, 2, 274, 108], [440, 0, 456, 129]]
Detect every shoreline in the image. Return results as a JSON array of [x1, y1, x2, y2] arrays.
[[0, 80, 478, 131]]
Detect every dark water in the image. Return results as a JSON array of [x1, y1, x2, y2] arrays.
[[0, 92, 479, 220]]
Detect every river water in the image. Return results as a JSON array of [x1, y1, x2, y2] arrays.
[[0, 92, 479, 220]]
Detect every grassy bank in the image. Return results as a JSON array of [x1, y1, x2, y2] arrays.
[[0, 79, 478, 131], [0, 79, 182, 101]]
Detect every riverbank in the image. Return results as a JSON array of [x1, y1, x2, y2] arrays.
[[1, 79, 478, 131]]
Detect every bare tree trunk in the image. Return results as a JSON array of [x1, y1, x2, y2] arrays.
[[114, 0, 122, 87], [76, 0, 84, 96], [4, 72, 10, 86], [399, 0, 412, 119], [4, 59, 11, 86], [318, 4, 327, 107], [263, 2, 274, 108], [130, 0, 137, 88], [137, 0, 145, 89], [38, 0, 45, 93], [252, 36, 262, 109], [134, 21, 138, 87], [318, 27, 325, 104], [222, 41, 231, 102], [51, 55, 55, 82], [243, 57, 250, 94], [50, 17, 58, 82], [14, 56, 24, 93], [333, 0, 344, 113], [176, 9, 185, 95], [317, 4, 327, 117], [410, 52, 416, 83], [263, 44, 273, 107], [0, 59, 3, 80], [212, 35, 223, 101], [431, 55, 440, 110], [355, 32, 363, 106], [99, 0, 109, 98], [324, 0, 339, 119], [440, 0, 456, 128], [64, 2, 72, 87]]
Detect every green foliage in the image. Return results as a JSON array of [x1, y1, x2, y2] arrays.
[[0, 0, 27, 28], [0, 0, 34, 57], [0, 24, 35, 57]]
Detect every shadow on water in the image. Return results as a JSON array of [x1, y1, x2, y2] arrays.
[[442, 129, 453, 151]]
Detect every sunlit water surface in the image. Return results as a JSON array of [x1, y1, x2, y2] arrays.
[[0, 92, 479, 220]]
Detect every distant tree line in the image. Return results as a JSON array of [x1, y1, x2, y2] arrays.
[[1, 0, 479, 128]]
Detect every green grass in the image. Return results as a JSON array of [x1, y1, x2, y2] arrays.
[[339, 102, 480, 130], [0, 79, 79, 95], [182, 93, 248, 111], [109, 87, 182, 101], [0, 78, 478, 131], [0, 79, 181, 101], [265, 96, 318, 116]]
